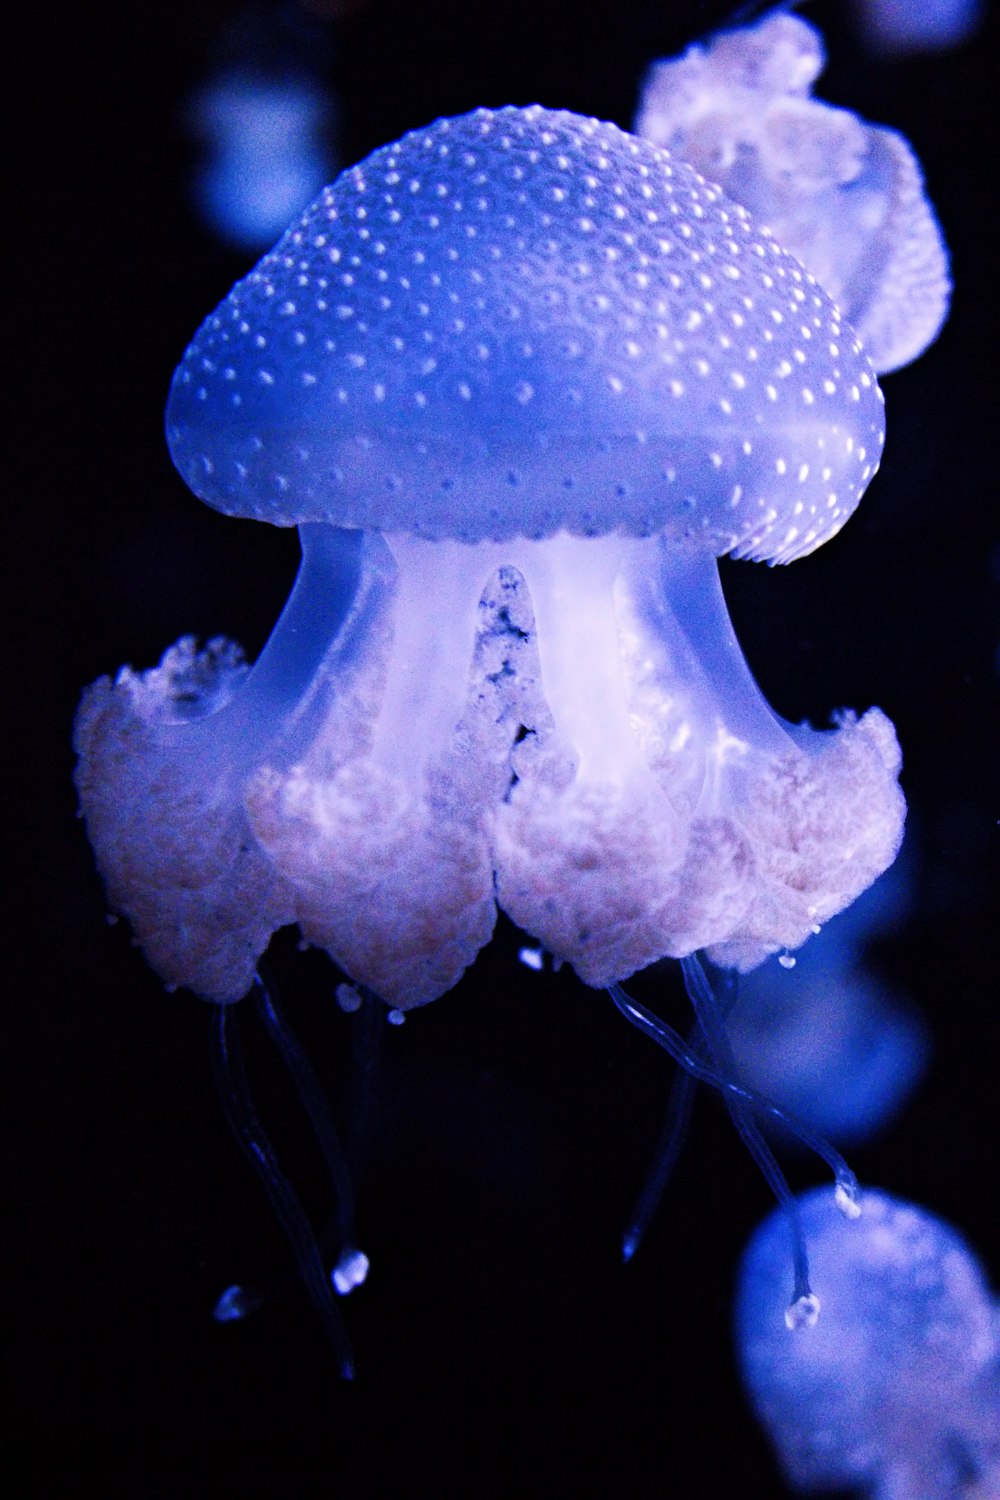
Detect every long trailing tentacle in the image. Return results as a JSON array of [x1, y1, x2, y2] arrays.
[[609, 957, 862, 1326], [621, 967, 741, 1262], [681, 954, 816, 1322], [621, 1058, 700, 1264], [210, 991, 356, 1377], [255, 964, 369, 1292]]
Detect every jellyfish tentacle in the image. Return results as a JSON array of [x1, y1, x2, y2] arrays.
[[621, 966, 741, 1262], [254, 964, 366, 1290], [621, 1057, 699, 1263], [209, 998, 356, 1378], [608, 966, 860, 1317], [679, 956, 859, 1211], [680, 954, 816, 1318], [605, 980, 858, 1200]]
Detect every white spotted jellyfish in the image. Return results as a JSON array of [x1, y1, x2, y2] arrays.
[[74, 99, 941, 1362]]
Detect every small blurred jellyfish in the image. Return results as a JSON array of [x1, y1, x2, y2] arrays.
[[185, 2, 338, 254], [190, 70, 336, 253], [855, 0, 983, 54], [727, 848, 928, 1145], [634, 12, 951, 374], [736, 1188, 1000, 1498], [74, 48, 947, 1355]]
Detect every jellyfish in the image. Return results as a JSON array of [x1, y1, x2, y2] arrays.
[[735, 1187, 1000, 1498], [186, 0, 338, 253], [190, 69, 335, 253], [634, 12, 951, 374], [75, 101, 906, 1005], [76, 103, 911, 1338]]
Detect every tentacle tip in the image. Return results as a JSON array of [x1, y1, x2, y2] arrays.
[[785, 1291, 821, 1331], [332, 1247, 370, 1295], [835, 1181, 863, 1220], [213, 1283, 260, 1322]]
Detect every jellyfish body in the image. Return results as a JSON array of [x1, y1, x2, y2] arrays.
[[736, 1188, 1000, 1498], [74, 104, 907, 1014], [729, 955, 927, 1144], [634, 13, 951, 373], [191, 69, 335, 253]]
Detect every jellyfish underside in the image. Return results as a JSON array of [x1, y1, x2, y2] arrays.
[[75, 518, 903, 1014], [74, 514, 902, 1337]]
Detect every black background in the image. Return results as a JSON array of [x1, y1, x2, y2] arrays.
[[8, 0, 998, 1493]]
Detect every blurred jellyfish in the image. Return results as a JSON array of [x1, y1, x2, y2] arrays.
[[634, 12, 950, 373], [190, 69, 335, 253], [736, 1187, 1000, 1498], [727, 849, 928, 1145], [185, 1, 338, 254], [855, 0, 983, 54]]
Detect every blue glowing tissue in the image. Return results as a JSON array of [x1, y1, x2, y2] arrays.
[[736, 1188, 1000, 1498]]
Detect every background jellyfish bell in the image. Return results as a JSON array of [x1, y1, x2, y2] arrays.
[[634, 11, 952, 375], [736, 1187, 1000, 1498]]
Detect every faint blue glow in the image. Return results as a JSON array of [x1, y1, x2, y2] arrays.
[[727, 858, 927, 1144], [857, 0, 983, 53], [190, 70, 335, 253], [213, 1283, 261, 1322]]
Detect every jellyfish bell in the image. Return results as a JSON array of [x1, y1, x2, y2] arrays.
[[75, 105, 905, 1025], [726, 851, 929, 1147], [635, 12, 951, 374], [736, 1188, 1000, 1498], [190, 68, 335, 253]]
